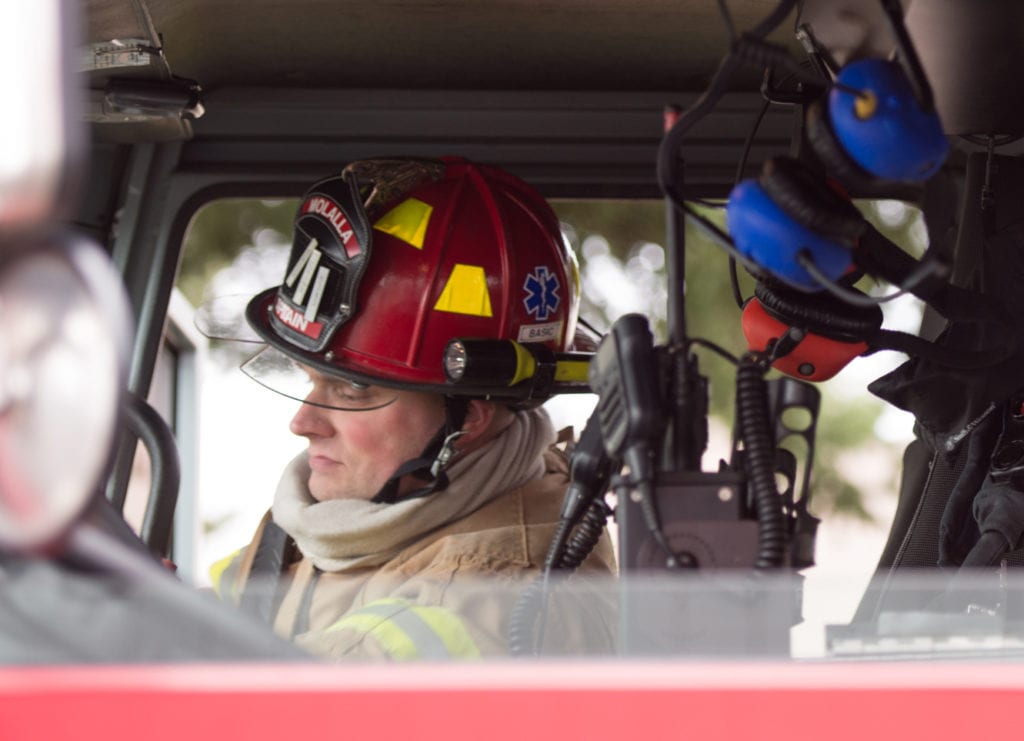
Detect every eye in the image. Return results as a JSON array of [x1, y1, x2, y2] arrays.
[[325, 380, 375, 406]]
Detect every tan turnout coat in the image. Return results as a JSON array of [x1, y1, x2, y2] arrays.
[[219, 448, 617, 660]]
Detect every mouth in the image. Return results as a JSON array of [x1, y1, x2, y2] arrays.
[[307, 453, 340, 471]]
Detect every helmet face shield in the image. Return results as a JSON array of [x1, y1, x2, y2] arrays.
[[241, 345, 398, 412]]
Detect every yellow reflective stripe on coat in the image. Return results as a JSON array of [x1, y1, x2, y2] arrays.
[[326, 598, 481, 660], [208, 549, 242, 599]]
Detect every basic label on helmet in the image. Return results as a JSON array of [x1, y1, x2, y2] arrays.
[[523, 266, 561, 321], [517, 321, 562, 343]]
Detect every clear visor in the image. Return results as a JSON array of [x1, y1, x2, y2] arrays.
[[241, 345, 398, 412], [196, 295, 397, 412]]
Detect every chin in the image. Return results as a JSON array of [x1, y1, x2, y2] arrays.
[[306, 474, 335, 502], [309, 476, 370, 502]]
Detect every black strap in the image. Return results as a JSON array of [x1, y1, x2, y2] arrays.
[[239, 520, 295, 625], [371, 397, 471, 504], [868, 328, 1014, 370], [294, 567, 323, 637]]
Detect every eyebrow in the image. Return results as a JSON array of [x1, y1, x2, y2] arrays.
[[301, 365, 370, 391]]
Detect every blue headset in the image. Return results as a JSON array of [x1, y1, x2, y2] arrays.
[[829, 58, 947, 183], [726, 58, 948, 291]]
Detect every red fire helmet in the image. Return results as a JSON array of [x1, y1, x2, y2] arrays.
[[245, 157, 580, 397]]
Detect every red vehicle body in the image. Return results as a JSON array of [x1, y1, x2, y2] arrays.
[[4, 661, 1024, 740]]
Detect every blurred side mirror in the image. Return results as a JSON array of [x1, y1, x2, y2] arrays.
[[0, 236, 131, 550]]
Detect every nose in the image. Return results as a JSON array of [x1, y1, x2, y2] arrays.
[[289, 399, 333, 438]]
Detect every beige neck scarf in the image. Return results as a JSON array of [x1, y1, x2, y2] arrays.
[[271, 407, 555, 572]]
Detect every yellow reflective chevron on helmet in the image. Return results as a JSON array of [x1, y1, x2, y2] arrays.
[[373, 197, 433, 249], [434, 264, 493, 317]]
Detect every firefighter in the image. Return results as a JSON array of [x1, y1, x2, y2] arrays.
[[212, 157, 616, 659]]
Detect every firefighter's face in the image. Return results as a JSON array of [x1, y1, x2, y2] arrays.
[[289, 368, 446, 501]]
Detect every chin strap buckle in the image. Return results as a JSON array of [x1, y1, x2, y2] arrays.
[[430, 430, 468, 477]]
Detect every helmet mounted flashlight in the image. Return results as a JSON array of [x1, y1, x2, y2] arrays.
[[443, 338, 592, 400]]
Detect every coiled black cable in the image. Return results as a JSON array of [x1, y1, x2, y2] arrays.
[[562, 499, 613, 569], [506, 575, 547, 657], [735, 353, 787, 568], [657, 0, 799, 203], [507, 498, 611, 656]]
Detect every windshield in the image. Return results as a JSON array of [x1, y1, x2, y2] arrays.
[[2, 563, 1021, 663], [0, 196, 953, 667]]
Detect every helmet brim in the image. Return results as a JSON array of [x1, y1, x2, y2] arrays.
[[246, 288, 542, 399]]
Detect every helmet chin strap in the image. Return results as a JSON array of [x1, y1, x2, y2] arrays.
[[371, 396, 471, 504]]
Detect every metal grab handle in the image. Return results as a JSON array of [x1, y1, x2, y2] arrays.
[[122, 391, 181, 557]]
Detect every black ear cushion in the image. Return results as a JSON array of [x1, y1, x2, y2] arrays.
[[754, 280, 883, 341], [805, 99, 877, 191], [759, 156, 866, 244]]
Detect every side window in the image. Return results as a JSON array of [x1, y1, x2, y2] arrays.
[[176, 199, 304, 586]]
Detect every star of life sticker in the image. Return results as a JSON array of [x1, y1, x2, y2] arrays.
[[523, 266, 561, 322]]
